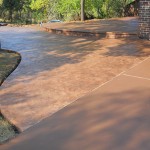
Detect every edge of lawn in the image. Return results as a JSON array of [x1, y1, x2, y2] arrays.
[[0, 49, 21, 144]]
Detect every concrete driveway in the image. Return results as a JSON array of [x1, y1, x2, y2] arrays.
[[0, 27, 149, 131]]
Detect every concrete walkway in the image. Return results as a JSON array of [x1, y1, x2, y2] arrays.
[[0, 27, 149, 132], [1, 57, 150, 150]]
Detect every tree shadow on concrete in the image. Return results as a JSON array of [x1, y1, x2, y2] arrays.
[[43, 17, 139, 33], [2, 87, 150, 150], [0, 28, 149, 84], [103, 38, 150, 57]]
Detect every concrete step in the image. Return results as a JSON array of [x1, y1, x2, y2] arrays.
[[43, 27, 137, 39]]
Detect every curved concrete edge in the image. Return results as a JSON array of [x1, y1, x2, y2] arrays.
[[0, 49, 22, 86], [42, 27, 137, 39]]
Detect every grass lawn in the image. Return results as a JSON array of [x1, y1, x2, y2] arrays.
[[0, 114, 19, 144], [0, 49, 21, 85], [0, 49, 21, 144]]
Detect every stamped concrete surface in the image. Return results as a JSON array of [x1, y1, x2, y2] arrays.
[[124, 57, 150, 79], [0, 27, 150, 131], [1, 58, 150, 150], [43, 17, 138, 33]]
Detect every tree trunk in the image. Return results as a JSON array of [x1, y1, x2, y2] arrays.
[[9, 9, 13, 22], [81, 0, 85, 21]]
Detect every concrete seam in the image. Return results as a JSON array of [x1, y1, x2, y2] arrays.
[[127, 56, 150, 70], [123, 74, 150, 81]]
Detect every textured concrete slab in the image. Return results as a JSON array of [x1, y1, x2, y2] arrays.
[[0, 27, 150, 131], [40, 17, 139, 38], [43, 17, 138, 33], [124, 57, 150, 79], [1, 75, 150, 150]]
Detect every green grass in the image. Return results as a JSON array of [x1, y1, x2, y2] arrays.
[[0, 49, 21, 144], [0, 49, 21, 85], [0, 114, 18, 144]]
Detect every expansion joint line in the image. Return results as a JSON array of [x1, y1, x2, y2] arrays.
[[123, 74, 150, 81]]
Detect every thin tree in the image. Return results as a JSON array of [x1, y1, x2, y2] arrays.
[[81, 0, 85, 21]]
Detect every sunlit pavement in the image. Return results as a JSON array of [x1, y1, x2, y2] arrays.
[[1, 56, 150, 150]]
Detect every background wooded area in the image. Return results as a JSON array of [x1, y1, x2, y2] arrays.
[[0, 0, 139, 24]]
